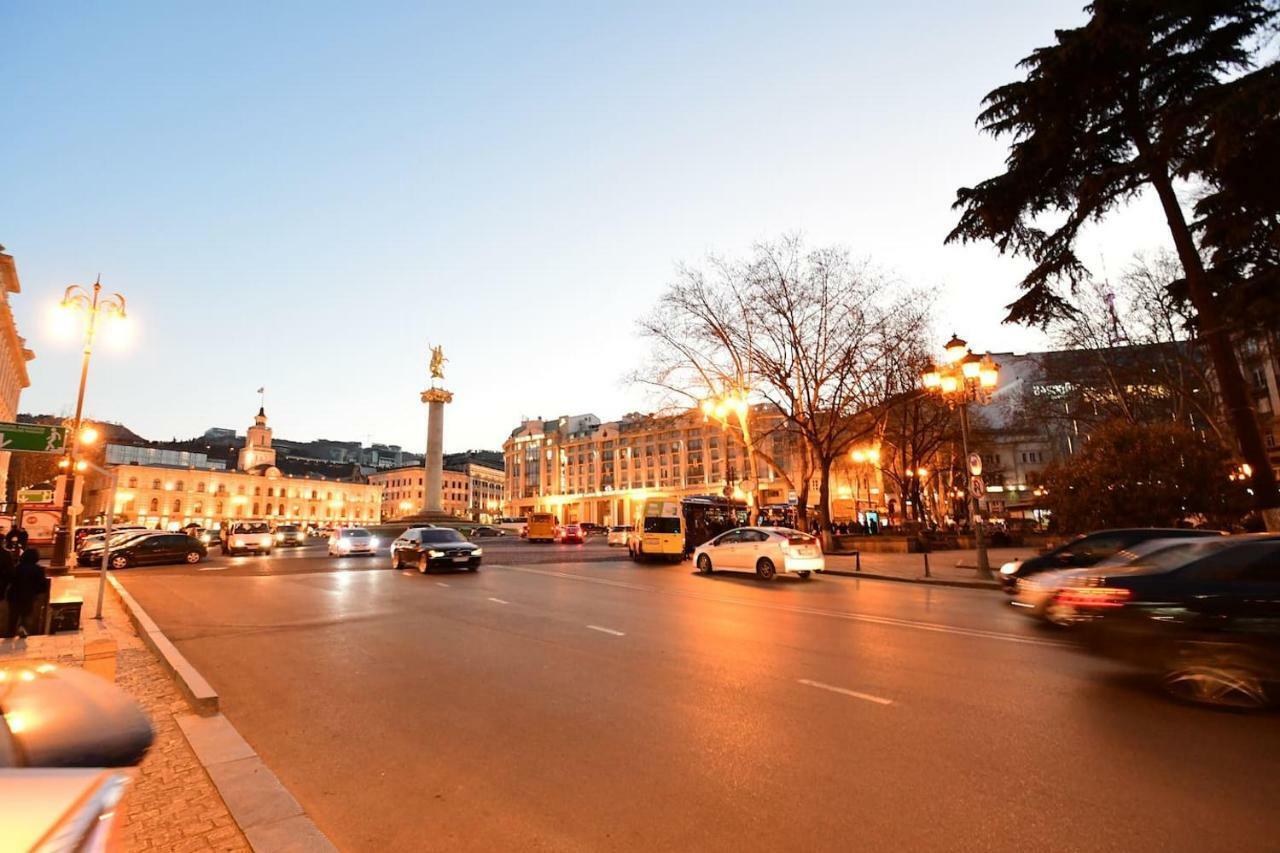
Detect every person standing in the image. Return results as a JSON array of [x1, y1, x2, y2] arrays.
[[6, 547, 46, 638]]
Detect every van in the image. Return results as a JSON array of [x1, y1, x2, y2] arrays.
[[629, 495, 748, 563], [526, 512, 558, 543]]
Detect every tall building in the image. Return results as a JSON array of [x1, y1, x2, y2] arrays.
[[369, 458, 504, 522], [0, 248, 35, 508], [85, 407, 381, 528]]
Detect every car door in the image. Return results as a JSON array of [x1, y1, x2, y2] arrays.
[[134, 537, 168, 566], [736, 530, 771, 568], [400, 529, 421, 561], [711, 530, 745, 568]]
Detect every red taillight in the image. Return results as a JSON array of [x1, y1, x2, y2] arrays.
[[1053, 586, 1132, 608]]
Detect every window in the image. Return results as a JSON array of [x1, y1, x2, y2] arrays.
[[172, 499, 181, 512], [216, 501, 224, 514], [266, 503, 274, 516], [197, 482, 206, 493], [254, 487, 261, 496], [253, 503, 260, 515], [193, 501, 203, 514], [149, 498, 159, 512], [152, 479, 162, 490], [175, 480, 184, 491], [128, 477, 138, 488]]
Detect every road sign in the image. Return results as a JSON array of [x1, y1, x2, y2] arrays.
[[969, 475, 986, 499], [967, 452, 983, 476], [17, 488, 54, 504], [0, 422, 69, 454]]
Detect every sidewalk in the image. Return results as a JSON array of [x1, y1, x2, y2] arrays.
[[824, 546, 1035, 588], [0, 576, 250, 852]]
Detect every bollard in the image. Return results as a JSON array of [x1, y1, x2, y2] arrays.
[[923, 549, 931, 579], [855, 551, 861, 572]]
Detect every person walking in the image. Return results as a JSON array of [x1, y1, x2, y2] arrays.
[[6, 547, 46, 639]]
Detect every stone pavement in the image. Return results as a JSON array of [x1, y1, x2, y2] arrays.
[[0, 575, 250, 852], [824, 546, 1036, 587]]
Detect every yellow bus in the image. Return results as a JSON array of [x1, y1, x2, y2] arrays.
[[629, 495, 748, 562], [525, 512, 558, 543]]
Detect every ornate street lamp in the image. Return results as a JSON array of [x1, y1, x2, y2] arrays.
[[921, 335, 1000, 578], [699, 387, 762, 513]]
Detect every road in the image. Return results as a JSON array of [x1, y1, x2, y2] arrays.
[[116, 538, 1280, 852]]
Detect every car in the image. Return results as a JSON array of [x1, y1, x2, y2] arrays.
[[606, 525, 633, 547], [328, 527, 376, 556], [198, 528, 221, 549], [225, 521, 274, 556], [578, 522, 606, 535], [104, 533, 207, 569], [77, 529, 164, 564], [1013, 537, 1200, 623], [1061, 535, 1280, 709], [468, 525, 505, 537], [75, 526, 148, 555], [997, 528, 1224, 593], [558, 523, 585, 544], [274, 524, 306, 547], [692, 526, 824, 580], [390, 527, 481, 572]]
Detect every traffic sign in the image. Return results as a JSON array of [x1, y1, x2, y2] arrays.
[[969, 475, 986, 499], [967, 452, 983, 476], [0, 422, 69, 454], [17, 488, 54, 504]]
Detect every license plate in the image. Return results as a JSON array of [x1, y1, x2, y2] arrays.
[[453, 555, 469, 562]]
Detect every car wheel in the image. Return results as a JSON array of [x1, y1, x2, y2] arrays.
[[756, 558, 776, 581], [697, 554, 713, 574], [392, 551, 402, 570], [1162, 663, 1270, 710], [110, 554, 130, 570], [185, 551, 202, 564], [418, 554, 429, 574]]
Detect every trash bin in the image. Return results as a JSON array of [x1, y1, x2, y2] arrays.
[[45, 598, 83, 635]]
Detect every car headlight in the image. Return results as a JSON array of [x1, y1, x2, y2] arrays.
[[472, 548, 482, 557], [428, 550, 444, 558], [369, 537, 379, 548], [232, 538, 244, 548], [276, 532, 285, 542], [999, 561, 1021, 576]]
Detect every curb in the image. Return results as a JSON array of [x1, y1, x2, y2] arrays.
[[823, 568, 1001, 590], [107, 573, 338, 852]]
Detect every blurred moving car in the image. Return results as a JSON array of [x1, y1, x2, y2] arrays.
[[1062, 535, 1280, 709], [578, 523, 606, 535], [997, 528, 1223, 593], [390, 527, 481, 572], [558, 523, 585, 544], [0, 769, 133, 852], [198, 527, 221, 549], [329, 527, 376, 556], [105, 533, 206, 569], [225, 521, 274, 556], [468, 525, 505, 538], [274, 524, 306, 547], [693, 527, 824, 580], [606, 525, 633, 547]]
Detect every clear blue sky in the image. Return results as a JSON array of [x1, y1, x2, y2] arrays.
[[1, 1, 1173, 453]]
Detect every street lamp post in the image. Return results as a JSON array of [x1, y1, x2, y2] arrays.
[[922, 335, 1000, 579], [700, 388, 763, 516], [848, 446, 881, 528], [51, 280, 128, 570]]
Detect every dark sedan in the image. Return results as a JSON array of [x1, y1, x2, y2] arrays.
[[1059, 535, 1280, 709], [391, 527, 481, 573], [103, 533, 207, 569], [274, 524, 307, 547], [997, 527, 1224, 593]]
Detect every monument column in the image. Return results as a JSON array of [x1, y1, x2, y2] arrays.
[[421, 387, 452, 513]]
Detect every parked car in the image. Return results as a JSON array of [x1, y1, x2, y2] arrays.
[[390, 527, 481, 572], [198, 527, 221, 549], [225, 521, 274, 555], [328, 527, 376, 556], [77, 530, 163, 564], [1061, 535, 1280, 709], [105, 533, 206, 569], [607, 525, 633, 547], [274, 524, 306, 547], [558, 523, 586, 544], [997, 528, 1224, 593], [579, 522, 606, 535], [468, 525, 505, 537], [692, 527, 824, 580], [1014, 537, 1200, 623]]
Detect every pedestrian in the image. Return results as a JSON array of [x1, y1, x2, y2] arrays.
[[0, 545, 13, 602], [6, 546, 46, 639], [5, 524, 27, 555]]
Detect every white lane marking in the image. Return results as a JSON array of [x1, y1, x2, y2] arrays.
[[489, 564, 1064, 648], [197, 566, 229, 572], [488, 597, 510, 604], [798, 678, 893, 706], [586, 625, 625, 637], [436, 582, 450, 588]]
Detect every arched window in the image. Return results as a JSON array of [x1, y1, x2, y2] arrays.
[[193, 501, 203, 514], [253, 503, 260, 515], [128, 477, 138, 488], [267, 487, 274, 497], [172, 499, 182, 513], [197, 482, 206, 493], [152, 479, 161, 490], [311, 490, 318, 500], [254, 487, 261, 497], [216, 501, 223, 514], [149, 498, 159, 512], [265, 503, 274, 516]]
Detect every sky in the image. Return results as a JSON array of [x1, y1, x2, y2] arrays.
[[1, 1, 1177, 454]]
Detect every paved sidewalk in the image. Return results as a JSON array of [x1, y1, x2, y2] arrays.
[[0, 576, 250, 853], [824, 546, 1036, 588]]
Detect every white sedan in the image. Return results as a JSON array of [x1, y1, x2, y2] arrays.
[[606, 525, 633, 547], [692, 526, 824, 580], [328, 527, 377, 556]]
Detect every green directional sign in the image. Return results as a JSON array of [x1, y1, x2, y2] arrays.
[[0, 422, 69, 454]]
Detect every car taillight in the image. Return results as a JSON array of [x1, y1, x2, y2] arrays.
[[1053, 586, 1132, 608]]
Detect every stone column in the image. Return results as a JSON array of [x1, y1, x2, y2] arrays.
[[421, 387, 453, 515]]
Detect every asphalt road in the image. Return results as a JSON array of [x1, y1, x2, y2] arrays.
[[116, 539, 1280, 852]]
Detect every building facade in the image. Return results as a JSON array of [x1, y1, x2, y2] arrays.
[[370, 460, 503, 521], [86, 408, 381, 529], [0, 249, 34, 508]]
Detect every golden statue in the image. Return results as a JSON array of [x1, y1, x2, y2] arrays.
[[429, 344, 447, 380]]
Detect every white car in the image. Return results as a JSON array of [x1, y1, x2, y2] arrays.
[[226, 521, 274, 556], [606, 525, 633, 547], [692, 526, 824, 580], [329, 527, 376, 556]]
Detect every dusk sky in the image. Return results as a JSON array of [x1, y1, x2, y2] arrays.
[[2, 1, 1175, 454]]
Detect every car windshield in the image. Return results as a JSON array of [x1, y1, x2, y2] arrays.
[[1131, 539, 1236, 572], [342, 529, 370, 538], [279, 525, 299, 532], [234, 523, 269, 534], [420, 529, 465, 543]]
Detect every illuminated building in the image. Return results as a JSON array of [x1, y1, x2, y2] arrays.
[[0, 248, 34, 507]]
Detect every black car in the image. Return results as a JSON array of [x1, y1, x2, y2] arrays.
[[105, 533, 207, 569], [1060, 535, 1280, 709], [391, 527, 481, 573], [78, 529, 162, 564], [467, 525, 506, 538], [997, 528, 1224, 593]]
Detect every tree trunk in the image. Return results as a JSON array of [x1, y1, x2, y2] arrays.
[[817, 454, 834, 551], [1147, 168, 1280, 520]]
